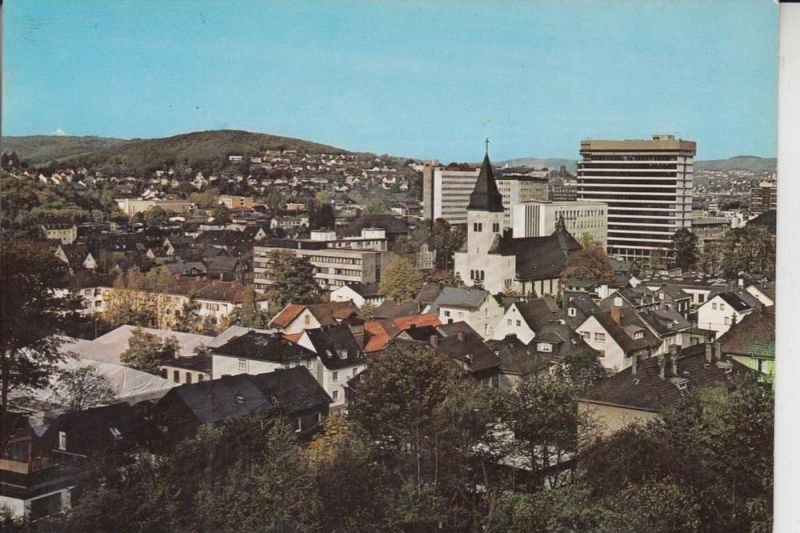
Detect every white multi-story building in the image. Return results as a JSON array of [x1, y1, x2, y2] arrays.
[[512, 201, 608, 245], [576, 135, 696, 262], [423, 163, 548, 226], [253, 241, 387, 291]]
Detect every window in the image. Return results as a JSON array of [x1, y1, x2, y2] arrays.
[[186, 372, 192, 384], [492, 222, 500, 233], [173, 370, 180, 382], [516, 320, 521, 326], [581, 331, 590, 340], [58, 431, 67, 451], [473, 222, 483, 232], [719, 304, 725, 311], [332, 371, 339, 381], [594, 332, 606, 342], [444, 310, 451, 318], [724, 317, 730, 325], [238, 358, 247, 371], [304, 314, 311, 325], [332, 390, 339, 401], [198, 374, 205, 381], [507, 319, 512, 325], [537, 342, 553, 353], [568, 307, 577, 317], [634, 331, 643, 339], [712, 303, 717, 310]]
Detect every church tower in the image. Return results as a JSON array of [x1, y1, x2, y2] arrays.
[[466, 148, 504, 256]]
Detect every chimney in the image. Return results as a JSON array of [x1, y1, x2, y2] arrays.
[[705, 342, 713, 363], [657, 355, 666, 380], [457, 331, 466, 343], [669, 345, 680, 376], [714, 340, 722, 361], [430, 335, 439, 348], [610, 307, 621, 324], [631, 353, 638, 375]]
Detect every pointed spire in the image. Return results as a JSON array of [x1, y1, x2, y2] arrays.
[[467, 152, 504, 212]]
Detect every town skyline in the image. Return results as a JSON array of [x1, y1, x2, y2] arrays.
[[2, 0, 778, 161]]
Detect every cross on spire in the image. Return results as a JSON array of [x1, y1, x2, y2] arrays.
[[484, 137, 490, 155]]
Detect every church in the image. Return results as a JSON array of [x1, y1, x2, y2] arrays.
[[453, 152, 582, 297]]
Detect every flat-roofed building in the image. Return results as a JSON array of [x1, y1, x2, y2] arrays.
[[577, 134, 696, 263], [423, 163, 548, 227], [512, 201, 608, 246], [750, 180, 777, 214], [253, 241, 387, 291]]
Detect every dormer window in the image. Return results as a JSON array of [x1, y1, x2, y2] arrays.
[[537, 342, 553, 353], [568, 307, 577, 317], [613, 297, 623, 307], [634, 330, 644, 339]]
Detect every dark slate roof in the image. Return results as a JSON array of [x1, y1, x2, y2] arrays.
[[203, 256, 241, 273], [249, 368, 332, 413], [165, 374, 274, 424], [213, 331, 317, 363], [431, 331, 501, 373], [748, 210, 776, 235], [467, 154, 504, 212], [514, 297, 560, 331], [493, 227, 581, 281], [304, 324, 367, 370], [562, 294, 599, 329], [591, 308, 661, 354], [41, 403, 138, 456], [580, 345, 751, 412], [717, 291, 754, 312], [343, 282, 381, 298], [430, 287, 492, 312], [638, 309, 692, 338], [160, 355, 212, 372], [487, 335, 553, 377], [437, 321, 481, 338], [372, 300, 425, 319], [719, 308, 775, 359], [415, 282, 445, 306]]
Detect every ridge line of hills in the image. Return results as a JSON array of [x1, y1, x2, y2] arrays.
[[0, 130, 777, 174]]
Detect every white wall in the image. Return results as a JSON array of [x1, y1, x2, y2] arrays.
[[577, 316, 627, 372], [697, 295, 752, 336], [492, 304, 536, 344]]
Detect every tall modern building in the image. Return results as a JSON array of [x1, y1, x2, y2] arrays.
[[422, 163, 548, 226], [511, 201, 608, 246], [576, 135, 696, 262], [750, 181, 777, 214]]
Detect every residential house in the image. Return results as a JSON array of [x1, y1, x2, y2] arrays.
[[576, 304, 661, 373], [329, 282, 384, 309], [696, 290, 758, 336], [268, 301, 364, 335], [579, 343, 750, 437], [430, 287, 503, 339], [159, 355, 212, 385], [492, 296, 560, 344], [719, 307, 775, 379], [41, 223, 78, 244]]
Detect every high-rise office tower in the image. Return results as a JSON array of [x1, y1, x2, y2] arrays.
[[576, 134, 696, 263]]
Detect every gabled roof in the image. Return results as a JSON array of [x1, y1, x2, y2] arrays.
[[270, 301, 364, 329], [341, 214, 409, 236], [430, 287, 493, 312], [638, 309, 692, 337], [429, 331, 501, 373], [162, 374, 274, 425], [249, 368, 332, 413], [589, 308, 661, 354], [580, 345, 751, 412], [41, 403, 138, 456], [716, 291, 755, 312], [364, 314, 441, 353], [304, 323, 367, 369], [512, 297, 560, 331], [467, 154, 504, 212], [719, 308, 775, 360], [415, 282, 445, 306], [213, 331, 317, 363], [493, 227, 581, 281]]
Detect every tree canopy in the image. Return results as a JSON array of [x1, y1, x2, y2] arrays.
[[379, 256, 423, 301]]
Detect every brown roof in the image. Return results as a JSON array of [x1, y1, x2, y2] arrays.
[[592, 308, 660, 355], [719, 308, 775, 360], [581, 345, 751, 412], [270, 301, 363, 329]]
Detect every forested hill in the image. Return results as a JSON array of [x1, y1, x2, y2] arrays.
[[1, 130, 349, 175]]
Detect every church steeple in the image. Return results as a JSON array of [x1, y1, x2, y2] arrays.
[[467, 150, 504, 213]]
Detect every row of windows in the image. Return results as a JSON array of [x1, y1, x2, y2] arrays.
[[581, 155, 687, 161], [579, 186, 679, 195], [578, 163, 680, 170], [470, 270, 485, 281], [579, 171, 680, 178], [580, 331, 606, 341]]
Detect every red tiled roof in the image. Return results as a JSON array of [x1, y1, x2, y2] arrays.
[[271, 304, 305, 328], [364, 314, 440, 353]]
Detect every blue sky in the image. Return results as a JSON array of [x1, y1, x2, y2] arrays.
[[2, 0, 778, 161]]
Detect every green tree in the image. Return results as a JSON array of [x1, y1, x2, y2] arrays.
[[365, 197, 389, 214], [239, 285, 267, 328], [142, 205, 168, 226], [560, 237, 614, 284], [379, 256, 424, 301], [266, 252, 320, 308], [719, 225, 776, 277], [120, 327, 179, 374], [431, 218, 466, 270], [50, 366, 115, 413], [673, 228, 699, 270], [210, 203, 232, 224], [0, 240, 79, 443]]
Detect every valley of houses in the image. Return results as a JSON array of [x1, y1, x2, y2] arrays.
[[2, 153, 775, 520]]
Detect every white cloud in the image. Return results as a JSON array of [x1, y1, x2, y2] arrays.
[[53, 128, 67, 136]]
